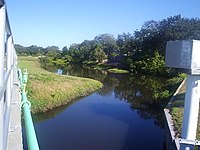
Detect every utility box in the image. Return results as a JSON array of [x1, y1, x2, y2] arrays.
[[165, 40, 200, 75]]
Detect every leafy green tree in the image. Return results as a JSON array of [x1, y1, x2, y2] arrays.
[[94, 45, 107, 63], [15, 44, 28, 55], [64, 55, 73, 62], [62, 46, 68, 54], [144, 51, 165, 75], [116, 15, 200, 75], [44, 46, 60, 55], [117, 33, 137, 66], [67, 43, 84, 64], [94, 34, 118, 60], [46, 50, 60, 57], [79, 40, 97, 61], [15, 45, 45, 56]]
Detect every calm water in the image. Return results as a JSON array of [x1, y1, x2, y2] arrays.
[[23, 66, 168, 150]]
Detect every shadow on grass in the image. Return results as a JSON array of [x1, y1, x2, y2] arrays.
[[170, 93, 185, 108]]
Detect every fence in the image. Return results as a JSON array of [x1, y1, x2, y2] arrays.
[[0, 1, 40, 149]]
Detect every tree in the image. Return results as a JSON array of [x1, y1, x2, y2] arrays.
[[94, 45, 107, 63], [144, 51, 165, 75], [94, 34, 118, 60], [67, 43, 84, 64], [27, 45, 45, 55], [62, 46, 68, 54], [117, 33, 137, 65], [79, 40, 97, 61], [115, 15, 200, 75], [15, 44, 28, 55], [44, 46, 60, 54]]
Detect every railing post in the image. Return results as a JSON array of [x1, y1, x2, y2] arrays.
[[6, 35, 12, 108], [10, 43, 14, 89], [3, 35, 13, 149], [0, 5, 6, 150], [180, 75, 200, 150], [14, 48, 17, 65]]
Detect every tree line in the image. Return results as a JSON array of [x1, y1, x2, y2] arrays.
[[15, 45, 60, 56], [16, 15, 200, 76]]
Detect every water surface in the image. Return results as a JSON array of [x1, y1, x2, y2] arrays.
[[23, 67, 167, 150]]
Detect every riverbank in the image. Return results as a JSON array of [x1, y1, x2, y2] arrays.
[[18, 56, 103, 114], [165, 78, 200, 140], [83, 61, 129, 74]]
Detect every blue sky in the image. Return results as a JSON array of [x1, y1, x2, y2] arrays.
[[5, 0, 200, 50]]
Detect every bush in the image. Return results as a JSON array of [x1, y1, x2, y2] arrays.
[[129, 51, 166, 76]]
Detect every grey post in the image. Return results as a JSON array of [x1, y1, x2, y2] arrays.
[[0, 4, 6, 150], [166, 40, 200, 150]]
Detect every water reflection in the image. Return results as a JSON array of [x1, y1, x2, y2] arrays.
[[114, 75, 167, 128], [33, 98, 81, 123], [43, 66, 167, 128], [97, 77, 119, 96]]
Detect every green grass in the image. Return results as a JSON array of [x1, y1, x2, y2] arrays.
[[91, 63, 113, 70], [18, 56, 50, 74], [18, 56, 103, 114], [171, 107, 184, 137], [108, 68, 129, 74], [84, 61, 128, 73]]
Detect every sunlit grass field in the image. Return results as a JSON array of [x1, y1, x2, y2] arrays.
[[18, 56, 103, 114]]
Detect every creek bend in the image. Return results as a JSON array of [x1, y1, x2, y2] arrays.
[[23, 66, 167, 150]]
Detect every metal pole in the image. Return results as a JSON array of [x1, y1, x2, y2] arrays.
[[0, 5, 6, 150], [6, 35, 12, 108], [3, 35, 12, 149], [180, 75, 200, 150], [14, 48, 17, 65], [10, 43, 14, 89]]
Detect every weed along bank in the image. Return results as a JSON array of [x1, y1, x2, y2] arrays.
[[165, 40, 200, 149]]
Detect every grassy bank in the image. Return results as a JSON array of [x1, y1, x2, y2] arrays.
[[84, 61, 129, 74], [108, 68, 129, 74], [168, 79, 200, 139], [18, 56, 103, 114]]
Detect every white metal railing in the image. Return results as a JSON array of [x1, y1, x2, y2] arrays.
[[0, 0, 18, 149]]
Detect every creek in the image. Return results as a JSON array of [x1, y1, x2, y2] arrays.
[[23, 66, 168, 150]]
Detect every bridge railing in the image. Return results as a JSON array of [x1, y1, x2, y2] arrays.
[[0, 1, 18, 149], [18, 69, 39, 150]]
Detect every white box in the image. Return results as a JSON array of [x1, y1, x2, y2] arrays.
[[165, 40, 200, 75]]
